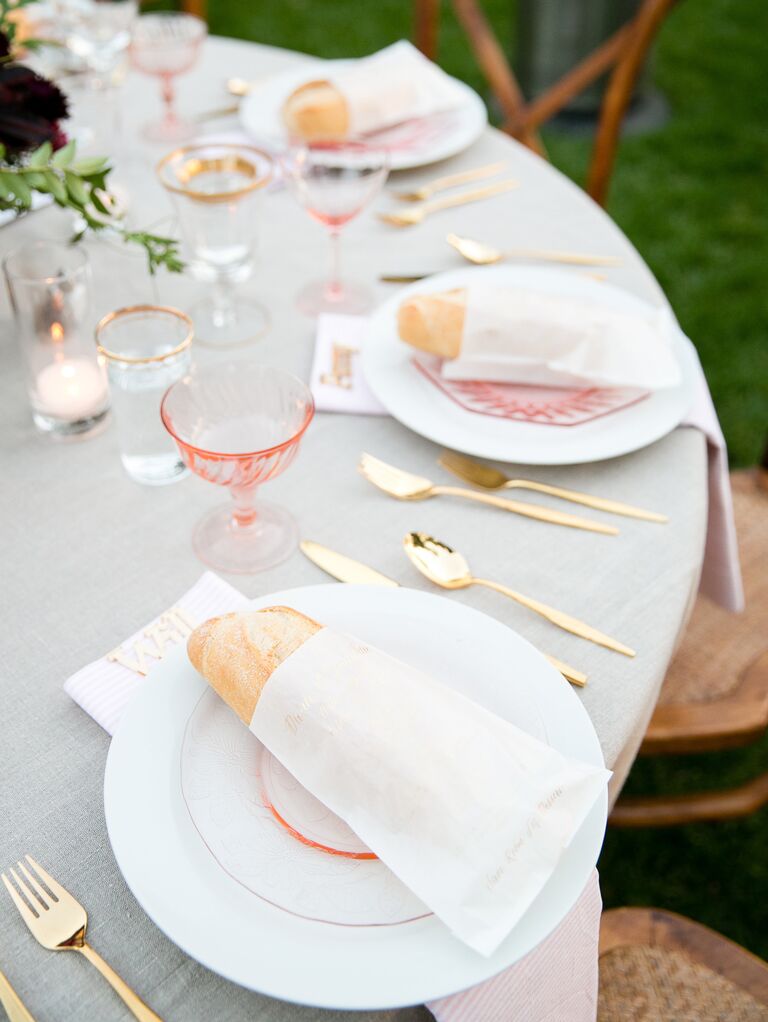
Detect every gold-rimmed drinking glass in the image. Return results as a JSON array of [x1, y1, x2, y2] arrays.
[[96, 305, 193, 485], [157, 143, 273, 348]]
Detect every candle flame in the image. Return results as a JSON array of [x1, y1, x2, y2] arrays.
[[50, 322, 65, 344]]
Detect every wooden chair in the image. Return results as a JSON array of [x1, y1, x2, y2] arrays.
[[610, 468, 768, 828], [450, 0, 680, 206], [599, 907, 768, 1019]]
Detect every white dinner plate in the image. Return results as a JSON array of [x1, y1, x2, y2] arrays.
[[363, 265, 698, 465], [105, 584, 607, 1010], [239, 60, 488, 171]]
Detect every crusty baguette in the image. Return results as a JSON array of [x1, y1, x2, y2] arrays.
[[282, 79, 350, 141], [188, 607, 321, 725], [397, 288, 466, 359]]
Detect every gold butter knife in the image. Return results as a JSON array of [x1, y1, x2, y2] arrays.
[[300, 540, 588, 686], [0, 969, 37, 1022]]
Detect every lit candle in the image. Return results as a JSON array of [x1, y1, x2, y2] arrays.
[[35, 358, 109, 420]]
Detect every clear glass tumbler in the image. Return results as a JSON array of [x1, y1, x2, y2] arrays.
[[3, 241, 109, 438], [157, 143, 273, 348], [54, 0, 138, 80], [95, 305, 192, 485]]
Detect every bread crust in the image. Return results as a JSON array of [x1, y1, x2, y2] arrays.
[[282, 79, 350, 141], [188, 606, 322, 724], [397, 288, 466, 359]]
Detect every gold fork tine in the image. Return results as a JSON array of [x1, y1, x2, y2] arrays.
[[17, 861, 53, 908], [1, 872, 39, 924], [24, 856, 66, 903]]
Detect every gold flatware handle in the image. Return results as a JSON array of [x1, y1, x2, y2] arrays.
[[507, 480, 667, 522], [433, 485, 619, 535], [393, 161, 506, 199], [194, 103, 240, 122], [544, 654, 588, 687], [475, 578, 635, 657], [0, 970, 36, 1022], [380, 273, 431, 283], [77, 944, 163, 1022], [506, 249, 621, 266], [422, 178, 519, 215]]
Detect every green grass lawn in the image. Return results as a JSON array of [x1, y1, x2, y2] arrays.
[[207, 0, 768, 956]]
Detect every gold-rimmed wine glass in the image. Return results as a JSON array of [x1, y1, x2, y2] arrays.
[[157, 143, 273, 348]]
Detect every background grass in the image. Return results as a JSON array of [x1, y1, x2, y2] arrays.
[[206, 0, 768, 955]]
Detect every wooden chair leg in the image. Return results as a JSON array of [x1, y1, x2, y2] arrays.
[[452, 0, 545, 157], [414, 0, 441, 61], [586, 0, 678, 206], [181, 0, 207, 19], [609, 773, 768, 828]]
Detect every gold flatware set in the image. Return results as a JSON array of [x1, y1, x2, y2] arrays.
[[379, 178, 519, 227], [390, 161, 507, 202], [2, 857, 163, 1022]]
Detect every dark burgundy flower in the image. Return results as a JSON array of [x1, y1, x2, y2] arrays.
[[0, 57, 70, 158], [0, 30, 10, 59]]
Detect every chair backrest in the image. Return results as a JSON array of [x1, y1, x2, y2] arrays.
[[451, 0, 680, 205]]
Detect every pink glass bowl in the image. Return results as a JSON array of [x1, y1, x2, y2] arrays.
[[161, 362, 314, 573]]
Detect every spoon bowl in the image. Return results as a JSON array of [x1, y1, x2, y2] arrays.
[[403, 533, 473, 589]]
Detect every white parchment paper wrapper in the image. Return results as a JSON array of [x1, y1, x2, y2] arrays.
[[329, 41, 466, 136], [249, 627, 610, 956], [442, 285, 682, 390]]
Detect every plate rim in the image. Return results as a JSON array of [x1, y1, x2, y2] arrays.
[[362, 264, 697, 465], [104, 584, 607, 1009], [239, 58, 488, 171]]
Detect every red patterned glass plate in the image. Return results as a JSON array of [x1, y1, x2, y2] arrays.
[[413, 356, 650, 426]]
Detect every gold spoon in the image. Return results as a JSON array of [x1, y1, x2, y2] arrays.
[[447, 232, 622, 267], [403, 532, 635, 657], [439, 450, 667, 523], [359, 453, 618, 535], [378, 180, 519, 228]]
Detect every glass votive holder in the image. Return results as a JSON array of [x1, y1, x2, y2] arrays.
[[3, 241, 110, 438], [95, 305, 193, 485]]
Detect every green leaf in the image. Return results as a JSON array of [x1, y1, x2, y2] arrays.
[[90, 190, 110, 216], [44, 172, 68, 204], [9, 174, 32, 205], [51, 140, 76, 169], [28, 142, 52, 168], [64, 171, 89, 206], [23, 170, 48, 189], [0, 143, 5, 161], [70, 156, 110, 176], [0, 176, 11, 200]]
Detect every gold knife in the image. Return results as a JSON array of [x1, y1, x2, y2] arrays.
[[0, 969, 37, 1022], [300, 540, 587, 686]]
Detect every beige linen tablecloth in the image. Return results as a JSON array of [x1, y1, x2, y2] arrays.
[[0, 35, 707, 1021]]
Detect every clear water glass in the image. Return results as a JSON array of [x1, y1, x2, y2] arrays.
[[3, 241, 109, 439], [96, 305, 193, 485], [54, 0, 138, 79], [157, 144, 273, 347]]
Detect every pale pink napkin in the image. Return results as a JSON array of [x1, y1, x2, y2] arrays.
[[63, 572, 602, 1021], [310, 314, 387, 414], [680, 341, 744, 611]]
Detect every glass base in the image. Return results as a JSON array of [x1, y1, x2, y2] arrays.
[[191, 297, 270, 349], [142, 116, 197, 145], [33, 406, 110, 440], [122, 452, 189, 486], [192, 500, 298, 574], [296, 278, 374, 317]]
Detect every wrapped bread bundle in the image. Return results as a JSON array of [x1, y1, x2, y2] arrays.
[[283, 40, 465, 141], [189, 606, 609, 955], [398, 285, 682, 390]]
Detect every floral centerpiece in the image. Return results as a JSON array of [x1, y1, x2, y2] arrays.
[[0, 0, 182, 273]]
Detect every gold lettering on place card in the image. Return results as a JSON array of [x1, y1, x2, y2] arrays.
[[106, 606, 196, 676], [320, 343, 359, 390]]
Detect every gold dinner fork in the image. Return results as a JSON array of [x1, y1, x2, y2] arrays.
[[359, 453, 618, 535], [2, 857, 163, 1022], [390, 161, 506, 202], [378, 179, 519, 227], [439, 450, 668, 523]]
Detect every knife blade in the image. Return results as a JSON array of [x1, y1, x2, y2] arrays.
[[0, 969, 37, 1022], [300, 540, 400, 587]]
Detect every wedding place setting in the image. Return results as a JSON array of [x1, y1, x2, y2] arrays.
[[0, 2, 760, 1021]]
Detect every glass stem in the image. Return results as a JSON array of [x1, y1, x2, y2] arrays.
[[230, 484, 258, 529], [161, 74, 176, 126], [212, 276, 237, 329], [327, 229, 343, 299]]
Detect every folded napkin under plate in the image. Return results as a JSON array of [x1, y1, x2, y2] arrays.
[[65, 572, 602, 1021]]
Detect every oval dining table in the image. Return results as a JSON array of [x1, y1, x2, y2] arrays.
[[0, 34, 708, 1022]]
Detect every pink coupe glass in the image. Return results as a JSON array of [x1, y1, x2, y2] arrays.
[[284, 140, 389, 316], [161, 362, 314, 573]]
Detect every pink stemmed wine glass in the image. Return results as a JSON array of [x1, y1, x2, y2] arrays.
[[161, 362, 314, 573], [130, 12, 206, 144], [284, 140, 389, 316]]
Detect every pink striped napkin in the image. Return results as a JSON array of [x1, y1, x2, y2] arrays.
[[64, 571, 603, 1021]]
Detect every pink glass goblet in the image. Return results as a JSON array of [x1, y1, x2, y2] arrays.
[[284, 140, 389, 316], [130, 12, 206, 144], [161, 362, 314, 573]]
